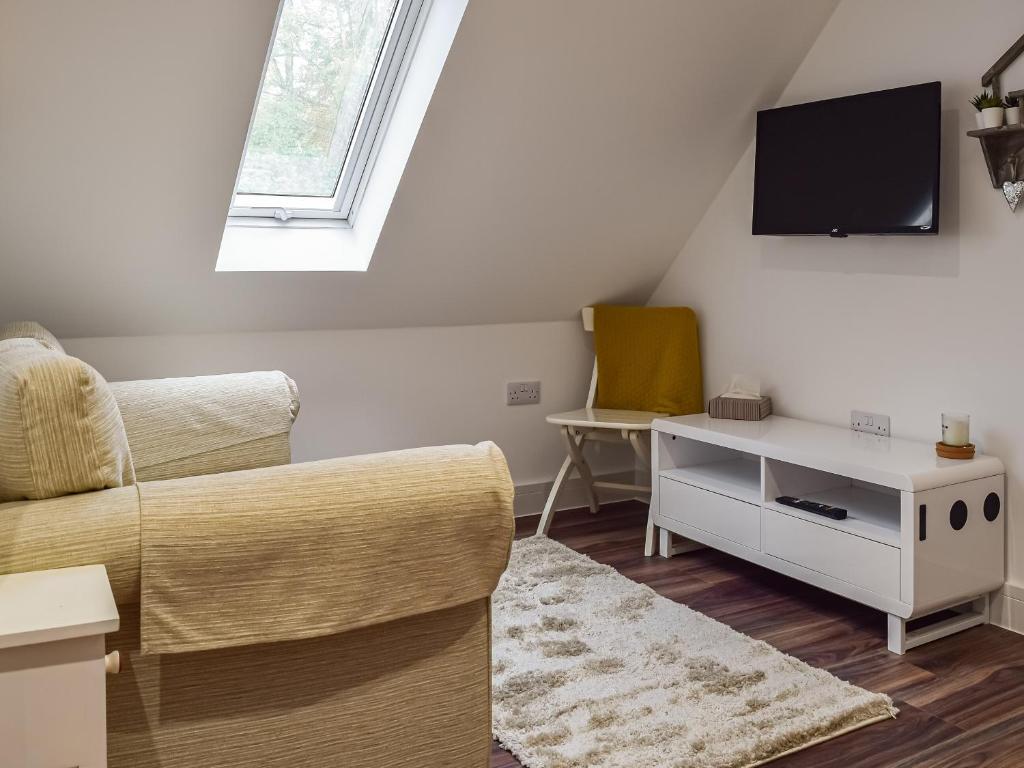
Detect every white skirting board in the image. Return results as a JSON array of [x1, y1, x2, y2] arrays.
[[514, 470, 643, 517], [992, 583, 1024, 635]]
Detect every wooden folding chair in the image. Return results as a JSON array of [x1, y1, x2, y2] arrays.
[[536, 307, 663, 555]]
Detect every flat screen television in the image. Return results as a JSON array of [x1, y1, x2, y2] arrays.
[[752, 81, 941, 236]]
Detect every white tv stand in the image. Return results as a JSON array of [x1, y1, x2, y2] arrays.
[[648, 414, 1005, 654]]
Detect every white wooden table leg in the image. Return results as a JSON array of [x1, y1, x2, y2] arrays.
[[887, 596, 990, 654], [537, 453, 574, 536], [977, 593, 991, 625], [658, 527, 673, 558], [887, 614, 907, 655], [628, 430, 658, 556], [658, 529, 705, 559], [627, 430, 650, 465], [561, 425, 599, 514]]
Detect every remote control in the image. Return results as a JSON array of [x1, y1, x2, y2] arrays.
[[775, 496, 848, 521]]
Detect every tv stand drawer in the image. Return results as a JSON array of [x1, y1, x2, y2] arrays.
[[659, 476, 760, 550], [764, 508, 900, 600]]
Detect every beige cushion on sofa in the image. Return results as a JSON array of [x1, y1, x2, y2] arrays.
[[110, 371, 299, 481], [0, 338, 135, 501], [0, 321, 65, 354]]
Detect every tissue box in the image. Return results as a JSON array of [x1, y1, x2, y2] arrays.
[[708, 395, 772, 421]]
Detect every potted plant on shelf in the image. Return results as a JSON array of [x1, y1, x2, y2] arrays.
[[971, 91, 990, 129], [980, 92, 1006, 128], [1004, 96, 1022, 126]]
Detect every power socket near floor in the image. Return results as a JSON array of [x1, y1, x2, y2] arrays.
[[850, 410, 890, 437], [507, 381, 541, 405]]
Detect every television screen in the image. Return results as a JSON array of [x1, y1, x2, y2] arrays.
[[752, 82, 941, 236]]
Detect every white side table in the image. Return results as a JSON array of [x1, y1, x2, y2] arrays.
[[0, 565, 120, 768]]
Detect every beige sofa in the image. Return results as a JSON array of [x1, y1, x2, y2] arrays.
[[0, 321, 514, 767]]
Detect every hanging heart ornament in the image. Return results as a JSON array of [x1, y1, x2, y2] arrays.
[[1004, 155, 1023, 211], [1004, 180, 1024, 211]]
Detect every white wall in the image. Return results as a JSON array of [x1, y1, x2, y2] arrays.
[[1, 0, 836, 522], [650, 0, 1024, 606], [63, 322, 632, 490], [0, 0, 836, 338]]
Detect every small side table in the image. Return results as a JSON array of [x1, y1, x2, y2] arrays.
[[0, 565, 120, 768]]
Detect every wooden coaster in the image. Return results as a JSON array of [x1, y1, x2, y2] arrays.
[[936, 442, 975, 460]]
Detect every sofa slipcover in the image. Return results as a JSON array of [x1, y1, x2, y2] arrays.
[[110, 371, 299, 481], [0, 338, 134, 501], [139, 441, 514, 653], [0, 321, 513, 768], [0, 320, 65, 353]]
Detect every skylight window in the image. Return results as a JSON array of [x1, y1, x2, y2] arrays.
[[231, 0, 427, 223]]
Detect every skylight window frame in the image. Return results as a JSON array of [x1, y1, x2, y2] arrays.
[[229, 0, 429, 225]]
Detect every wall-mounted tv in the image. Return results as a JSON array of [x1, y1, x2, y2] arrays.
[[752, 81, 941, 236]]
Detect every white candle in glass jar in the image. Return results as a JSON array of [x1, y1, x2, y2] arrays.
[[941, 412, 970, 447]]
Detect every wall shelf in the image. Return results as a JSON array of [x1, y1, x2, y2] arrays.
[[969, 33, 1024, 189], [966, 124, 1024, 188], [966, 125, 1024, 138]]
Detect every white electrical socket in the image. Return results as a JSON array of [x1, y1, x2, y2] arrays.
[[850, 409, 890, 437], [507, 381, 540, 405]]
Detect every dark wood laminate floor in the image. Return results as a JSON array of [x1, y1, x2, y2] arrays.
[[491, 501, 1024, 768]]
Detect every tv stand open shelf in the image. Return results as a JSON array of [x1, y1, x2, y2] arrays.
[[647, 414, 1005, 654]]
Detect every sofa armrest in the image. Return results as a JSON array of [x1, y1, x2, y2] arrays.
[[137, 442, 514, 654], [109, 371, 299, 482], [0, 486, 141, 604]]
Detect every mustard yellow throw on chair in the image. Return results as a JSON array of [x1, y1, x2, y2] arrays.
[[593, 304, 703, 416], [538, 305, 703, 555]]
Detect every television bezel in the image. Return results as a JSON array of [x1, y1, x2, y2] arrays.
[[752, 81, 942, 237]]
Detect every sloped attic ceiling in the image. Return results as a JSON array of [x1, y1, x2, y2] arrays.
[[0, 0, 837, 338]]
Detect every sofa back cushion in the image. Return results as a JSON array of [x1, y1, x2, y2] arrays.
[[0, 339, 135, 501], [110, 372, 299, 482], [0, 321, 66, 354]]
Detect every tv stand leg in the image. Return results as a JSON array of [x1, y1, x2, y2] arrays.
[[658, 528, 705, 559], [887, 615, 907, 655], [658, 528, 672, 558], [887, 595, 990, 655]]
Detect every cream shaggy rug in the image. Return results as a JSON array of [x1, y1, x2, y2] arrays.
[[492, 536, 896, 768]]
